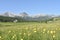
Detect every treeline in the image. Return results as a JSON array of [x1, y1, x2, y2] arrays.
[[0, 16, 54, 23], [0, 16, 15, 22]]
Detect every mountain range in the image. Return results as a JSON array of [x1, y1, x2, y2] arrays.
[[0, 12, 60, 22]]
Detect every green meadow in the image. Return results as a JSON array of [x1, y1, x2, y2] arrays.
[[0, 21, 60, 40]]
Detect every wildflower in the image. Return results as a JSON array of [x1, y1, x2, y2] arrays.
[[14, 34, 16, 36], [50, 31, 53, 34], [12, 34, 16, 39], [34, 30, 37, 33], [53, 35, 55, 38], [28, 33, 31, 36], [12, 36, 15, 39], [24, 33, 26, 35], [0, 36, 2, 38], [43, 28, 46, 31], [21, 38, 23, 40], [8, 30, 11, 33]]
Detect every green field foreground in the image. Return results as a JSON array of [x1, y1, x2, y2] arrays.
[[0, 21, 60, 40]]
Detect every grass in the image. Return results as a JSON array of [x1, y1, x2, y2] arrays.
[[0, 21, 60, 40]]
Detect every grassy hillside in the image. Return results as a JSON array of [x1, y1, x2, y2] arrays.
[[0, 21, 60, 40]]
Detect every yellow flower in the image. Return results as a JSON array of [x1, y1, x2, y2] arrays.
[[53, 35, 55, 38], [0, 36, 2, 38], [8, 30, 11, 33], [50, 31, 53, 34], [12, 34, 16, 39], [14, 34, 16, 36], [34, 30, 37, 33], [43, 29, 46, 31], [24, 33, 26, 35], [28, 33, 31, 36], [21, 38, 23, 40], [12, 36, 15, 39]]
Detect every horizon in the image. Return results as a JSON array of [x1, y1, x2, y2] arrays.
[[0, 11, 60, 16], [0, 11, 60, 17], [0, 0, 60, 15]]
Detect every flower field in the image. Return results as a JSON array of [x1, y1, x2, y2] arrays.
[[0, 21, 60, 40]]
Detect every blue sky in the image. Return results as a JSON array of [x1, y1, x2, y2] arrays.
[[0, 0, 60, 15]]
